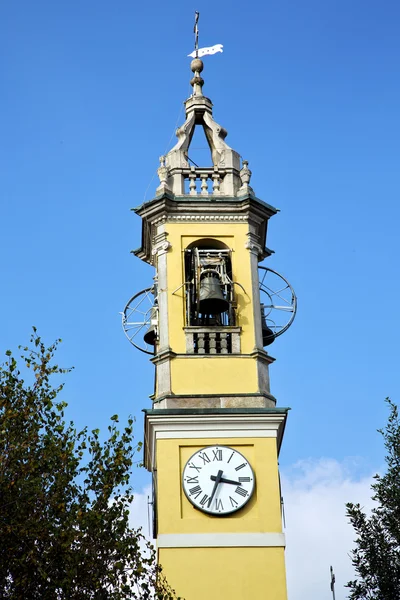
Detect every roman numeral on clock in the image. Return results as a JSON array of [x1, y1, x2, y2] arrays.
[[238, 477, 251, 483], [189, 485, 202, 499], [199, 494, 209, 506], [229, 496, 239, 508], [235, 462, 247, 471], [198, 451, 210, 465], [188, 462, 201, 472], [212, 449, 222, 461], [235, 486, 248, 497], [185, 476, 199, 484], [215, 499, 224, 511]]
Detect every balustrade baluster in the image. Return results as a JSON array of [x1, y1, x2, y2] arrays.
[[212, 171, 220, 194], [220, 333, 228, 354], [189, 171, 197, 195], [209, 332, 217, 354], [197, 333, 205, 354], [200, 173, 209, 195]]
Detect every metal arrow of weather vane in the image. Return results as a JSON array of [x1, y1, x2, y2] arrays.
[[187, 11, 223, 59]]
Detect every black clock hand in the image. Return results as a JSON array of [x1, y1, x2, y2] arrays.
[[210, 475, 241, 486], [207, 469, 223, 508]]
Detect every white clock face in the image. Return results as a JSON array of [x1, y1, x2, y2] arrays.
[[182, 445, 255, 516]]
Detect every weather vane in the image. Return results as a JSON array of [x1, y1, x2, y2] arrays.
[[194, 11, 199, 58], [188, 11, 223, 59]]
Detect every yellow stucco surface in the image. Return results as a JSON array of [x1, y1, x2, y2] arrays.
[[156, 437, 287, 598], [156, 437, 282, 535], [170, 356, 258, 395], [164, 224, 257, 355], [159, 546, 288, 600], [160, 222, 262, 397]]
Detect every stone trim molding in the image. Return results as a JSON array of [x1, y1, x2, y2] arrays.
[[157, 533, 286, 548], [169, 214, 248, 222], [133, 193, 278, 264], [144, 411, 287, 471], [151, 241, 171, 256]]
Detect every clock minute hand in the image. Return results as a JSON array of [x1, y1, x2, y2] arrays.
[[207, 469, 223, 508], [210, 475, 241, 486]]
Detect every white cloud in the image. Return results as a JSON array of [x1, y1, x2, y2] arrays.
[[130, 460, 376, 600], [283, 458, 375, 600], [129, 484, 153, 536]]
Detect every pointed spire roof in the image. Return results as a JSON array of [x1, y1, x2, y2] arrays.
[[156, 60, 254, 198]]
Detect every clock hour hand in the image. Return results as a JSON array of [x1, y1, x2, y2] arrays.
[[210, 475, 241, 486], [207, 469, 223, 508]]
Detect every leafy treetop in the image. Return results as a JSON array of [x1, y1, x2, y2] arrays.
[[0, 330, 181, 599], [346, 398, 400, 600]]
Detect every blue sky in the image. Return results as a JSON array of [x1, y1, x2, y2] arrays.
[[1, 1, 400, 596]]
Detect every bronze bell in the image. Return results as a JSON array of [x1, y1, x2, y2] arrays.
[[143, 307, 157, 346], [198, 272, 229, 314], [261, 311, 275, 346]]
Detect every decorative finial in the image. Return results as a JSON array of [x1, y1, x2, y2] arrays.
[[191, 58, 204, 73], [156, 155, 170, 193], [190, 57, 204, 96], [188, 11, 203, 96], [239, 160, 254, 195]]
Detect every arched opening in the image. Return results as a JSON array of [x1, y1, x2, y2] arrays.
[[184, 239, 235, 327]]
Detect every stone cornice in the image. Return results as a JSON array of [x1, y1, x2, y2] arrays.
[[144, 406, 289, 415], [134, 193, 277, 219], [143, 408, 288, 471], [133, 193, 277, 263], [150, 347, 177, 365]]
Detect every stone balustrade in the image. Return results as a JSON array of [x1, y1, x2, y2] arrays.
[[185, 167, 224, 196], [184, 327, 241, 355]]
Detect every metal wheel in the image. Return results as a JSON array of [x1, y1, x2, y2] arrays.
[[258, 266, 297, 342], [121, 287, 156, 355]]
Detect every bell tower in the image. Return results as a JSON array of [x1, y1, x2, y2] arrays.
[[123, 56, 296, 600]]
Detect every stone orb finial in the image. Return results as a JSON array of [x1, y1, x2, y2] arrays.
[[191, 58, 204, 73]]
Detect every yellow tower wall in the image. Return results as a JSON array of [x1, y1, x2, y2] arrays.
[[155, 435, 287, 600], [153, 222, 267, 399], [170, 356, 258, 395], [159, 547, 287, 600]]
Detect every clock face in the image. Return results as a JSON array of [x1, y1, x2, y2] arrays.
[[182, 445, 255, 516]]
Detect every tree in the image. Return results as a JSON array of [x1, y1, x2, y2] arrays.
[[346, 398, 400, 600], [0, 330, 180, 599]]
